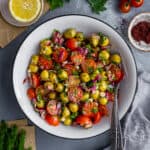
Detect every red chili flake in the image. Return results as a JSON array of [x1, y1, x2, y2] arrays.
[[131, 21, 150, 44], [23, 77, 29, 84]]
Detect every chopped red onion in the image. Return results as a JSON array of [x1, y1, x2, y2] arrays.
[[52, 31, 64, 45], [39, 110, 46, 119], [77, 47, 88, 56]]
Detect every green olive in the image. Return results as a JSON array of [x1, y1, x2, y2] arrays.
[[31, 55, 39, 65], [69, 103, 79, 113], [64, 117, 72, 126], [58, 70, 68, 80], [80, 73, 90, 82], [60, 92, 69, 103], [64, 28, 76, 39], [62, 107, 70, 117], [99, 51, 110, 60], [111, 54, 121, 64], [36, 100, 45, 109], [40, 70, 49, 81], [99, 51, 109, 60], [91, 90, 100, 100], [40, 46, 52, 56], [90, 69, 100, 80], [81, 92, 90, 101], [100, 36, 110, 47], [28, 64, 39, 73], [44, 82, 54, 90], [99, 81, 108, 92], [40, 39, 51, 48], [100, 71, 108, 81], [90, 34, 100, 47], [55, 83, 64, 92], [99, 97, 108, 105], [49, 72, 58, 83], [76, 32, 84, 41], [48, 92, 56, 99]]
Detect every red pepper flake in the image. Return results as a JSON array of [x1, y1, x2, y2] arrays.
[[131, 21, 150, 44], [23, 77, 29, 84]]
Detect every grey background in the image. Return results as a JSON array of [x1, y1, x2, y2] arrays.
[[0, 0, 150, 150]]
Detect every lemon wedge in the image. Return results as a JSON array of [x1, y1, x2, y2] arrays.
[[9, 0, 41, 23]]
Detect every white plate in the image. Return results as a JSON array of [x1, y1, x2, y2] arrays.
[[13, 15, 137, 139]]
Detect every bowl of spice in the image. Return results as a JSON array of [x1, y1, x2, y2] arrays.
[[128, 12, 150, 52]]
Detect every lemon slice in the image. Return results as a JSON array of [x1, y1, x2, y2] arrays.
[[9, 0, 41, 23]]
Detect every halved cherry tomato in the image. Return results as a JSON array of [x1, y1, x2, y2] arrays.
[[39, 56, 53, 70], [71, 51, 85, 65], [53, 47, 68, 63], [131, 0, 144, 7], [106, 91, 115, 102], [46, 100, 58, 115], [119, 0, 131, 13], [31, 74, 40, 88], [76, 115, 92, 128], [99, 105, 109, 116], [82, 102, 98, 117], [108, 64, 124, 83], [45, 114, 59, 126], [68, 87, 83, 102], [68, 75, 80, 87], [66, 38, 78, 50], [81, 59, 97, 73], [63, 64, 76, 75], [115, 68, 124, 83], [92, 112, 101, 124], [27, 88, 36, 100]]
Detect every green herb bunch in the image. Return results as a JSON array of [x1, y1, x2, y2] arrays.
[[47, 0, 108, 13]]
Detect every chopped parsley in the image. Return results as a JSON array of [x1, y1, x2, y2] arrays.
[[92, 107, 98, 113]]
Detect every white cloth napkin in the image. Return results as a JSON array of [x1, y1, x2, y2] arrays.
[[104, 70, 150, 150]]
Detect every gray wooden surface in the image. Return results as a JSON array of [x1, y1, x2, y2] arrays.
[[0, 0, 150, 150]]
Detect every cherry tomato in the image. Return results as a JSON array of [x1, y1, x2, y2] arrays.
[[92, 112, 101, 124], [27, 88, 36, 100], [68, 75, 80, 87], [131, 0, 144, 7], [82, 102, 98, 117], [115, 69, 124, 83], [31, 74, 40, 88], [39, 56, 53, 70], [71, 51, 85, 65], [119, 0, 131, 13], [81, 59, 97, 73], [99, 105, 109, 116], [68, 87, 83, 102], [46, 100, 58, 115], [76, 115, 92, 128], [106, 91, 115, 102], [53, 47, 68, 63], [63, 64, 76, 75], [45, 114, 60, 126], [108, 64, 124, 83], [66, 38, 78, 50]]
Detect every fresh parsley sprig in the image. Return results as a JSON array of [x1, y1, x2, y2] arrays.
[[47, 0, 108, 13]]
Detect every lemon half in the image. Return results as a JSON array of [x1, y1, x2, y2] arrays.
[[9, 0, 41, 23]]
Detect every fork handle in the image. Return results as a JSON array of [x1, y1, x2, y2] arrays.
[[111, 86, 124, 150]]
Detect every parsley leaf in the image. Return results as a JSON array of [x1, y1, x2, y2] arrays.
[[87, 0, 108, 14], [47, 0, 70, 10], [92, 107, 98, 113]]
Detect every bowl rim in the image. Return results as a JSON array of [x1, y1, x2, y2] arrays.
[[128, 12, 150, 52], [12, 14, 138, 141]]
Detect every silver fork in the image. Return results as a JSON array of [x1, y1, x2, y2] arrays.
[[111, 83, 124, 150]]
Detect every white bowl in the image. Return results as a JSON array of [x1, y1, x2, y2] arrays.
[[13, 15, 137, 139], [128, 12, 150, 52]]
